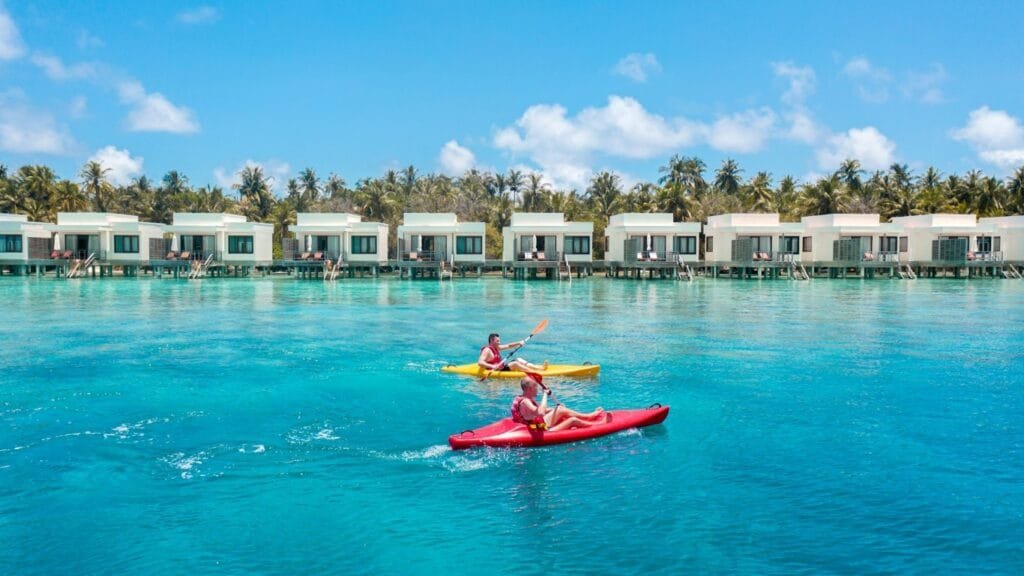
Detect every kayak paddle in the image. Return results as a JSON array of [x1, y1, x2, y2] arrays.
[[479, 319, 549, 382]]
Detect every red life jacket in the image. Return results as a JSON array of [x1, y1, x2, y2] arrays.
[[511, 396, 547, 429], [481, 344, 503, 367]]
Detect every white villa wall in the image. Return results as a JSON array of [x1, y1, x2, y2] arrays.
[[892, 214, 981, 262], [605, 213, 701, 263], [170, 213, 273, 264], [396, 213, 486, 263], [55, 213, 166, 262], [501, 213, 594, 263], [703, 213, 804, 262], [0, 214, 53, 261], [980, 216, 1024, 260], [292, 213, 389, 263]]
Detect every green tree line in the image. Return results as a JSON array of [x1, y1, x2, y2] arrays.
[[2, 158, 1023, 258]]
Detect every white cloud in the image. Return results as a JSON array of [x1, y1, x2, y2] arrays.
[[772, 61, 815, 107], [177, 6, 220, 25], [903, 64, 947, 104], [77, 30, 104, 50], [30, 53, 97, 80], [494, 96, 704, 189], [214, 159, 292, 195], [785, 110, 822, 144], [69, 95, 87, 118], [612, 53, 661, 83], [439, 140, 476, 175], [0, 90, 75, 154], [0, 4, 26, 60], [816, 126, 896, 171], [88, 146, 144, 186], [707, 108, 777, 153], [118, 80, 200, 133], [841, 56, 891, 103], [952, 106, 1024, 170]]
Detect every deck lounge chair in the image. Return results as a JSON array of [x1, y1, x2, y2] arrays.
[[636, 252, 647, 262], [863, 252, 875, 261], [760, 252, 770, 261], [312, 252, 324, 261], [966, 251, 976, 261], [179, 251, 191, 261], [521, 252, 533, 261], [298, 252, 311, 260], [50, 250, 62, 259], [61, 250, 73, 260], [407, 251, 419, 261], [534, 251, 546, 261], [648, 251, 659, 261], [165, 251, 178, 260]]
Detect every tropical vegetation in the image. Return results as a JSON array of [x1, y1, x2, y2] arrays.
[[2, 158, 1023, 258]]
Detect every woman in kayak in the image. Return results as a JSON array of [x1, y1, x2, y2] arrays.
[[478, 333, 548, 373], [511, 374, 606, 431]]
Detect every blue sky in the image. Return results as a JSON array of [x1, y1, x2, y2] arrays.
[[2, 0, 1023, 193]]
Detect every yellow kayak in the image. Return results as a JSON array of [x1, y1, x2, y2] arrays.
[[441, 363, 600, 378]]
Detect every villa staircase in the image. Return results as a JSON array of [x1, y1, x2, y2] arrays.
[[439, 255, 454, 281], [188, 253, 214, 279], [66, 253, 96, 278], [325, 257, 345, 282], [677, 260, 694, 281], [558, 255, 572, 281], [897, 263, 917, 280], [789, 261, 809, 281], [1001, 263, 1022, 279]]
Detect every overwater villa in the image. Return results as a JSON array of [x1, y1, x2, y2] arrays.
[[979, 216, 1024, 271], [0, 214, 54, 275], [53, 212, 167, 277], [163, 213, 273, 278], [702, 213, 807, 279], [604, 213, 700, 279], [286, 213, 389, 279], [801, 213, 908, 278], [396, 213, 486, 278], [890, 214, 1019, 278], [501, 212, 593, 279]]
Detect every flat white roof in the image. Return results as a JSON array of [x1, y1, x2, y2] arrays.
[[979, 215, 1024, 229], [402, 213, 458, 226], [891, 214, 977, 228], [0, 213, 29, 223], [295, 213, 364, 226], [172, 212, 249, 226], [802, 213, 882, 228], [608, 213, 700, 232], [57, 212, 139, 226]]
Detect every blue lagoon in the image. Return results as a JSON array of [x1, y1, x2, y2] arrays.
[[1, 277, 1022, 574]]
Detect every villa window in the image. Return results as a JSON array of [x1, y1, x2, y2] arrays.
[[976, 236, 1000, 252], [899, 236, 908, 252], [228, 235, 254, 254], [0, 234, 23, 253], [113, 235, 139, 254], [706, 236, 714, 252], [802, 237, 812, 253], [673, 236, 697, 255], [456, 235, 483, 255], [880, 236, 899, 253], [351, 235, 377, 254], [565, 236, 590, 255], [780, 236, 800, 254]]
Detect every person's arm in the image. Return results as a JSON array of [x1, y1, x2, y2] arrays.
[[519, 397, 544, 420], [500, 340, 525, 351]]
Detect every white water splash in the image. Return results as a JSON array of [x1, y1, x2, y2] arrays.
[[163, 451, 207, 480], [238, 444, 267, 454]]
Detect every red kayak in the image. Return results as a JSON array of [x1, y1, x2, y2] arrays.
[[448, 405, 669, 450]]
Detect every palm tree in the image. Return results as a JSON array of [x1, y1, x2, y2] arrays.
[[586, 171, 623, 221], [15, 166, 58, 221], [324, 173, 348, 201], [1005, 166, 1024, 214], [79, 161, 114, 213], [745, 172, 773, 212], [838, 159, 864, 198], [713, 159, 743, 197], [521, 173, 547, 212], [51, 180, 89, 214], [973, 177, 1006, 217], [624, 182, 659, 212], [298, 167, 321, 208], [774, 175, 800, 221], [234, 166, 275, 221], [799, 173, 849, 215], [269, 200, 297, 244], [353, 178, 397, 222], [506, 169, 524, 206]]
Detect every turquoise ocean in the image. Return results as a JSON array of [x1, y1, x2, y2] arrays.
[[1, 277, 1022, 574]]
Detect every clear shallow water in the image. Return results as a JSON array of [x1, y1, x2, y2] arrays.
[[1, 276, 1022, 575]]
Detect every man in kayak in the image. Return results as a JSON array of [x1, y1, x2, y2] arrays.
[[478, 333, 548, 373], [511, 374, 606, 431]]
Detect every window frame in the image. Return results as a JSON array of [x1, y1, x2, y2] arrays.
[[228, 235, 254, 254]]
